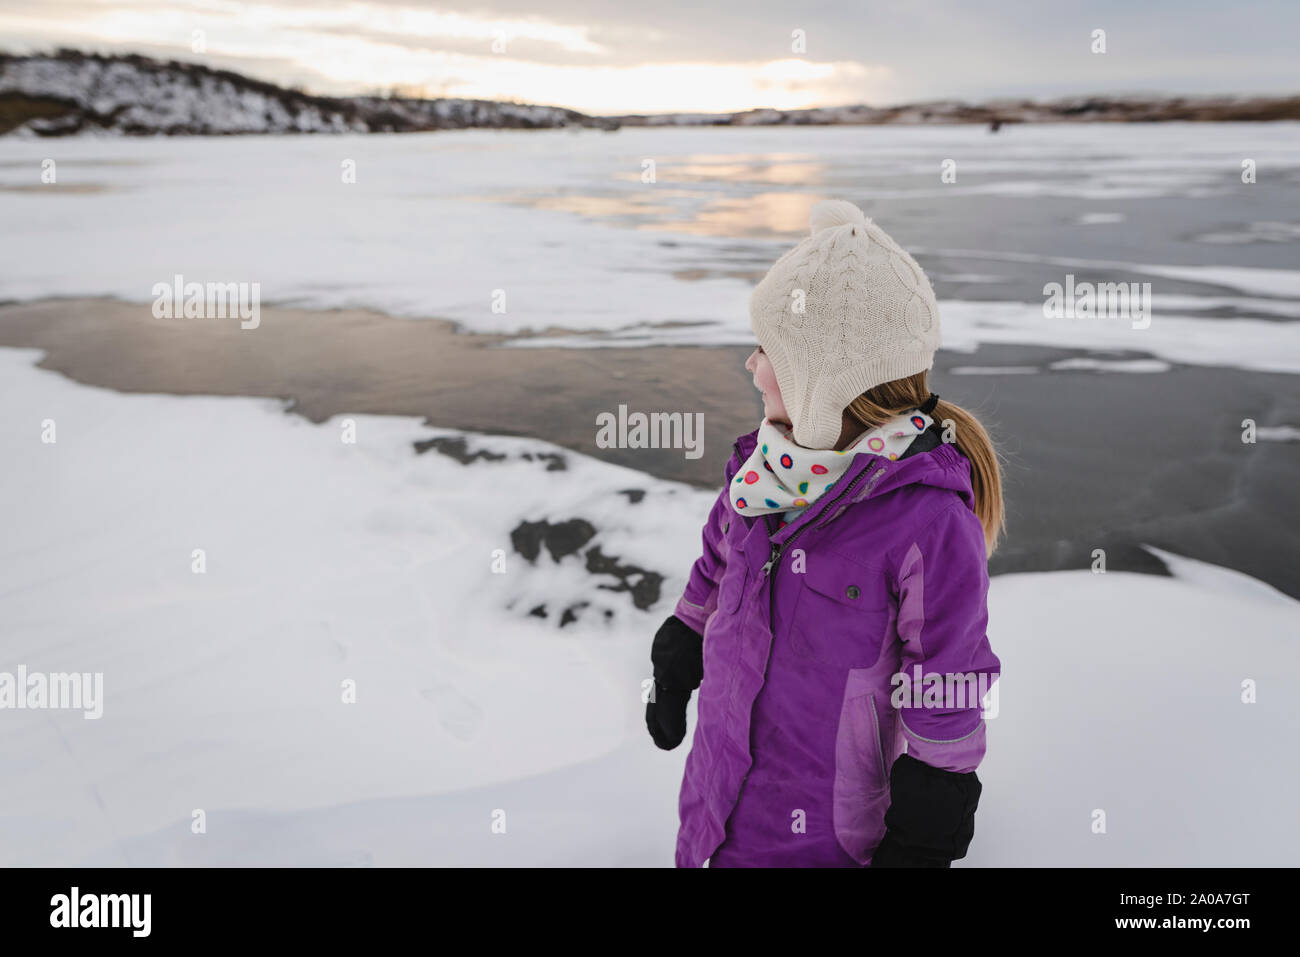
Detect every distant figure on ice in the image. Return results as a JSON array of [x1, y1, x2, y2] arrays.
[[646, 199, 1006, 868], [989, 118, 1003, 132]]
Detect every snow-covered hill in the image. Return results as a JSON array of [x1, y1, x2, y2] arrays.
[[0, 50, 619, 136], [3, 49, 1297, 138]]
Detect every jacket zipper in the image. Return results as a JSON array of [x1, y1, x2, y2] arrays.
[[729, 440, 890, 811], [761, 459, 881, 577]]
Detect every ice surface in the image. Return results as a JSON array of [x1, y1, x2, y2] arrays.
[[1, 124, 1298, 376]]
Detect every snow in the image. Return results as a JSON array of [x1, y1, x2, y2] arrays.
[[0, 55, 360, 134], [1150, 294, 1300, 319], [916, 246, 1300, 301], [0, 347, 699, 865], [951, 366, 1041, 375], [1, 350, 1296, 866], [0, 131, 751, 337], [1077, 212, 1127, 225], [1048, 358, 1172, 373], [978, 552, 1300, 867], [1195, 222, 1300, 245], [511, 299, 1300, 375], [1256, 425, 1300, 442]]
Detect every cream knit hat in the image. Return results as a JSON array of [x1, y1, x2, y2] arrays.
[[749, 199, 940, 449]]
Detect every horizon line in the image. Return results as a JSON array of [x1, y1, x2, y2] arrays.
[[6, 46, 1299, 121]]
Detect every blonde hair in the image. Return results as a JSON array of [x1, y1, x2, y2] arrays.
[[843, 373, 1006, 558]]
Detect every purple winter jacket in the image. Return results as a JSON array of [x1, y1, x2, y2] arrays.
[[671, 423, 1000, 867]]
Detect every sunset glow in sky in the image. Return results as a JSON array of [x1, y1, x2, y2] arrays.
[[1, 0, 1295, 113]]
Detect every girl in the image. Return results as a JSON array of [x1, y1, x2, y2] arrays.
[[646, 200, 1004, 868]]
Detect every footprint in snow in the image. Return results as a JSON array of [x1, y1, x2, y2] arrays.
[[420, 683, 483, 741]]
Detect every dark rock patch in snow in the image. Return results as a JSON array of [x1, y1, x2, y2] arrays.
[[413, 435, 508, 464], [510, 518, 665, 624], [413, 435, 566, 470], [511, 518, 597, 564], [519, 451, 567, 471], [585, 545, 663, 611]]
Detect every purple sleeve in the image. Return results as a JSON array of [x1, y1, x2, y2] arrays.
[[890, 502, 1001, 774], [672, 465, 738, 635]]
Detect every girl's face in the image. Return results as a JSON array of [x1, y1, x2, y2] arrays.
[[745, 345, 790, 425]]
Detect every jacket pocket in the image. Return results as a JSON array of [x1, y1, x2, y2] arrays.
[[716, 560, 749, 614], [789, 555, 889, 668], [832, 678, 891, 865]]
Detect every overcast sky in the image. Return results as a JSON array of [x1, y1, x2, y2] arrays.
[[2, 0, 1296, 114]]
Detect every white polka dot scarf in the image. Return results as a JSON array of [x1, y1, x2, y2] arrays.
[[729, 409, 934, 518]]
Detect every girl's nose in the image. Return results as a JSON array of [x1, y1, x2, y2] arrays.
[[744, 348, 758, 372]]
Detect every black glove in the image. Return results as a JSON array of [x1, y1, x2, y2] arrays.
[[869, 752, 982, 867], [645, 615, 704, 750]]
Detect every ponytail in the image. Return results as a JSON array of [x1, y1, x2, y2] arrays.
[[843, 373, 1006, 557]]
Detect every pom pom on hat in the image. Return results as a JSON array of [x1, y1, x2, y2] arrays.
[[809, 199, 869, 234]]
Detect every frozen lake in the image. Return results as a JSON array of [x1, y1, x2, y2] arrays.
[[2, 123, 1299, 368]]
